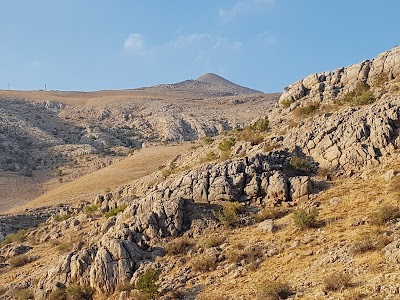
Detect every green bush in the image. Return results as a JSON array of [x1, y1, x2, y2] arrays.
[[202, 136, 214, 145], [53, 213, 72, 222], [289, 156, 313, 174], [65, 285, 94, 300], [1, 229, 27, 246], [136, 269, 159, 300], [258, 280, 293, 300], [104, 205, 127, 218], [341, 82, 375, 106], [218, 137, 236, 152], [293, 208, 319, 229], [215, 202, 244, 227], [280, 98, 292, 108], [251, 117, 269, 132]]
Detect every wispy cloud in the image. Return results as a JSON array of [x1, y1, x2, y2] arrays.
[[169, 33, 212, 48], [258, 32, 277, 46], [124, 33, 144, 51], [219, 0, 275, 21]]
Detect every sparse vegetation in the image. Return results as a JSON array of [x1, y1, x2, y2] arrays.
[[198, 235, 226, 249], [372, 72, 390, 87], [164, 237, 195, 255], [250, 117, 270, 132], [293, 102, 320, 117], [289, 156, 313, 174], [49, 289, 67, 300], [8, 254, 29, 267], [351, 232, 392, 254], [104, 204, 127, 218], [65, 284, 95, 300], [85, 205, 99, 214], [11, 289, 34, 300], [115, 282, 134, 293], [226, 245, 264, 265], [56, 242, 73, 254], [201, 150, 219, 163], [235, 128, 264, 145], [202, 136, 214, 145], [135, 269, 159, 300], [280, 98, 292, 108], [340, 82, 375, 106], [161, 162, 178, 178], [323, 272, 352, 292], [257, 280, 293, 300], [53, 213, 72, 222], [293, 208, 319, 229], [254, 207, 290, 222], [191, 254, 218, 272], [215, 202, 245, 227], [1, 229, 27, 246], [218, 137, 236, 152], [369, 204, 400, 225]]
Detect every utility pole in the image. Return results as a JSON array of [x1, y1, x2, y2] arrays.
[[7, 83, 10, 90], [45, 84, 47, 91]]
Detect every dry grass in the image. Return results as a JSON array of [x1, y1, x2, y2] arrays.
[[8, 255, 30, 267], [257, 280, 293, 300], [191, 254, 218, 272], [323, 272, 353, 292], [198, 235, 226, 249], [8, 143, 193, 213], [164, 237, 195, 256]]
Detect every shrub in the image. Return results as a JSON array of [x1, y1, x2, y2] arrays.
[[251, 117, 269, 132], [254, 207, 289, 222], [293, 102, 320, 117], [198, 235, 226, 249], [56, 242, 73, 254], [161, 162, 178, 178], [218, 137, 236, 152], [235, 129, 264, 145], [351, 232, 392, 254], [369, 205, 400, 225], [65, 285, 94, 300], [164, 237, 195, 255], [372, 72, 389, 87], [201, 151, 218, 162], [289, 156, 313, 174], [115, 282, 134, 293], [49, 289, 67, 300], [341, 82, 375, 106], [136, 269, 159, 300], [11, 289, 34, 300], [1, 229, 27, 246], [202, 136, 214, 145], [8, 254, 29, 267], [191, 254, 217, 272], [293, 208, 319, 229], [280, 98, 292, 108], [226, 245, 264, 265], [104, 205, 127, 218], [323, 272, 352, 292], [85, 205, 99, 214], [258, 280, 293, 300], [215, 202, 244, 227], [53, 213, 72, 222]]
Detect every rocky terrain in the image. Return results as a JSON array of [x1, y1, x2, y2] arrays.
[[1, 47, 400, 299], [0, 75, 277, 211]]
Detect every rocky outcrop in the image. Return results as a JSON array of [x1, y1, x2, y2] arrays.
[[281, 100, 400, 170], [34, 151, 314, 298], [278, 46, 400, 107]]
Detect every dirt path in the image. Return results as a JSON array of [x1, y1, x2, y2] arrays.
[[5, 143, 193, 213]]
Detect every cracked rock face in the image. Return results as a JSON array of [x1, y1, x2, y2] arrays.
[[35, 151, 314, 298], [279, 46, 400, 107]]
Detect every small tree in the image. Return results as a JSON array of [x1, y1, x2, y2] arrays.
[[136, 269, 159, 299]]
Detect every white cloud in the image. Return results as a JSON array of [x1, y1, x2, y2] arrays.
[[124, 33, 144, 51], [219, 0, 275, 21]]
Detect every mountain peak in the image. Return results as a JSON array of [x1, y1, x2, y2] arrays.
[[195, 73, 262, 94]]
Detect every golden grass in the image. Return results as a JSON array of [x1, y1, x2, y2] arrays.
[[7, 144, 193, 213]]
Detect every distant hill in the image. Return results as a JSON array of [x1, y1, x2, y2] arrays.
[[148, 73, 263, 97]]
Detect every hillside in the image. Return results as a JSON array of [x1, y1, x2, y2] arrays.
[[0, 47, 400, 300], [0, 76, 277, 211]]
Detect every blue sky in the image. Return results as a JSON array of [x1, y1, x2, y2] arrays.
[[1, 0, 399, 92]]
